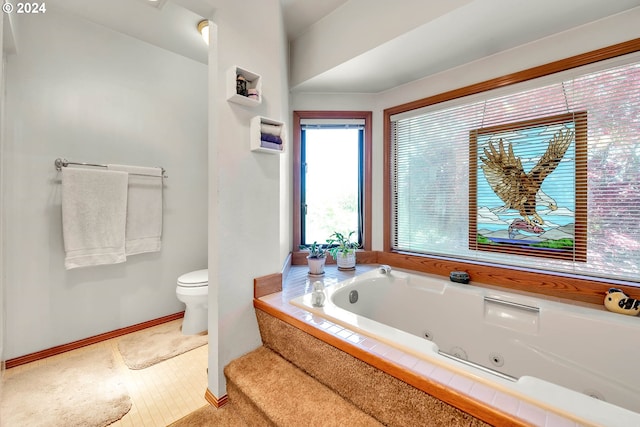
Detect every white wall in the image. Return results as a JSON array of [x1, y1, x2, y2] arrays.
[[291, 7, 640, 252], [376, 7, 640, 110], [2, 7, 208, 359], [207, 0, 290, 397], [289, 0, 472, 89], [0, 8, 6, 372]]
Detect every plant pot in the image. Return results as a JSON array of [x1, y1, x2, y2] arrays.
[[307, 256, 326, 276], [335, 251, 356, 270]]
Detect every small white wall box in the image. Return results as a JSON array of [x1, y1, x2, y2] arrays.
[[250, 116, 285, 154], [227, 66, 262, 106]]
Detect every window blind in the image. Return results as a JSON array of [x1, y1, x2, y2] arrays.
[[390, 54, 640, 283], [300, 118, 365, 129]]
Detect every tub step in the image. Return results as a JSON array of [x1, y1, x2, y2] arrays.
[[254, 308, 493, 427], [224, 346, 383, 427]]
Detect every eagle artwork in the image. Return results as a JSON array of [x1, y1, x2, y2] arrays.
[[480, 128, 573, 228]]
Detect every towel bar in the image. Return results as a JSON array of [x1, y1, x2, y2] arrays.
[[54, 158, 167, 178]]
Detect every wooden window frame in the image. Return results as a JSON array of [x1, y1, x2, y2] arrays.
[[383, 38, 640, 305], [293, 111, 372, 252]]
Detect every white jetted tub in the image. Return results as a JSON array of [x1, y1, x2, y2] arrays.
[[290, 267, 640, 426]]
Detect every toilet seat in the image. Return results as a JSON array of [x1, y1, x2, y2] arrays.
[[176, 284, 208, 297], [177, 269, 208, 287]]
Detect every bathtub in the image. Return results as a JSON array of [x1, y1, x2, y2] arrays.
[[290, 267, 640, 426]]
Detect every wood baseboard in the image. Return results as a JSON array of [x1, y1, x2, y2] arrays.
[[5, 311, 185, 369], [205, 388, 228, 408]]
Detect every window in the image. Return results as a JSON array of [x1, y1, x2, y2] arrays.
[[293, 111, 372, 250], [388, 52, 640, 284], [301, 123, 362, 244]]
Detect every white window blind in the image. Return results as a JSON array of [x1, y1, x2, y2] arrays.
[[390, 54, 640, 283], [300, 118, 365, 128]]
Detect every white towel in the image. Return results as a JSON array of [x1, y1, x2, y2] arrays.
[[260, 123, 282, 136], [62, 168, 128, 270], [107, 164, 163, 256]]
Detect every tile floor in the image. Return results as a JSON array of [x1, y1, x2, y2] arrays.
[[1, 319, 208, 427]]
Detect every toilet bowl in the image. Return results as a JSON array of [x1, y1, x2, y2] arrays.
[[176, 269, 208, 335]]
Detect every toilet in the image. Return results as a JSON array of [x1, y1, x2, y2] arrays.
[[176, 269, 208, 335]]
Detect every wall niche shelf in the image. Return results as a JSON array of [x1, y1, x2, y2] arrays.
[[227, 66, 262, 107], [251, 116, 285, 154]]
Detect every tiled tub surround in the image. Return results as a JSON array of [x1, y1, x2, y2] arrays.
[[257, 265, 640, 427]]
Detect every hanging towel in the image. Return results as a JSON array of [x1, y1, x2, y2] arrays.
[[107, 164, 163, 256], [61, 168, 128, 270]]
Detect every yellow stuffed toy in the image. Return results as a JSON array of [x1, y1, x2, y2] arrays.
[[604, 288, 640, 316]]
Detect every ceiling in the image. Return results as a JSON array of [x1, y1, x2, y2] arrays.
[[280, 0, 348, 40], [47, 0, 340, 67], [34, 0, 640, 93], [286, 0, 640, 93]]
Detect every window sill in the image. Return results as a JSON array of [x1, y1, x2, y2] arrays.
[[291, 249, 637, 307], [292, 250, 378, 266], [378, 250, 638, 307]]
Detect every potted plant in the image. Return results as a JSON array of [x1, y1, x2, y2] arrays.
[[326, 231, 360, 270], [298, 241, 327, 276]]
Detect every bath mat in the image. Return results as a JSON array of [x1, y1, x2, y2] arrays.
[[0, 347, 131, 427], [117, 320, 207, 369]]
